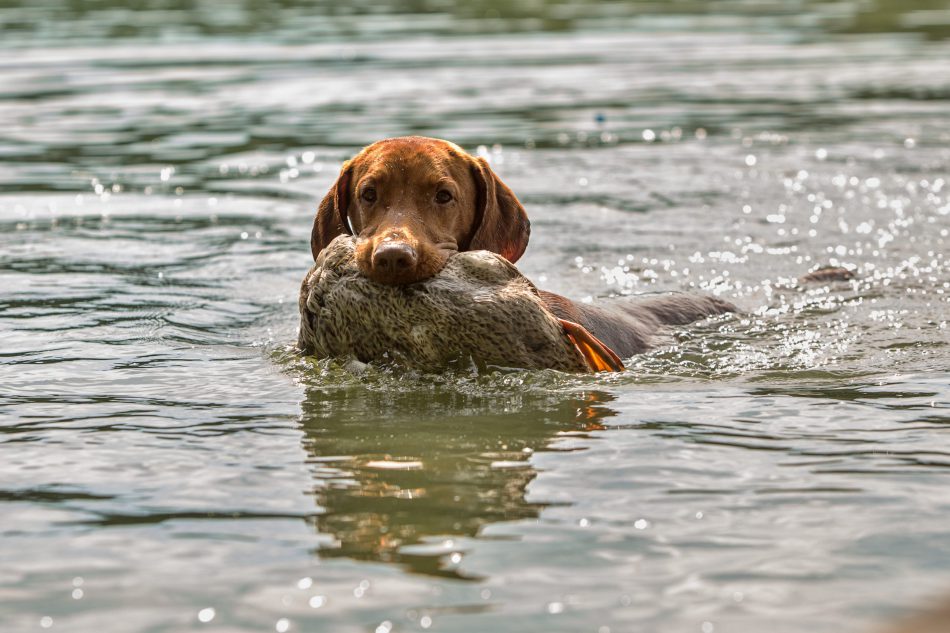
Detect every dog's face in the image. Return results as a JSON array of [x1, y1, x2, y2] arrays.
[[311, 136, 530, 285], [347, 139, 481, 285]]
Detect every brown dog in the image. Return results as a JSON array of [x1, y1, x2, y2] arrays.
[[310, 136, 734, 365]]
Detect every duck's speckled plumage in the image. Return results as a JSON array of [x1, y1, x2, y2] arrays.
[[298, 236, 589, 372]]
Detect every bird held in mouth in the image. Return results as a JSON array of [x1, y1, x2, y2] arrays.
[[297, 236, 623, 373]]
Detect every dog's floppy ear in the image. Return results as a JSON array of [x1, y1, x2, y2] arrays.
[[466, 156, 530, 263], [310, 160, 353, 260]]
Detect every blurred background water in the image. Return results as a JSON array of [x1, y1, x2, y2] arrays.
[[1, 1, 949, 632]]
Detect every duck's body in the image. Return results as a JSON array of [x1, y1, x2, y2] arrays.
[[298, 236, 604, 372]]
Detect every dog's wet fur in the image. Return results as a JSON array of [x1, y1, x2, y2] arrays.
[[307, 137, 862, 368]]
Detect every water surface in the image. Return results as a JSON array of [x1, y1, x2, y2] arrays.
[[2, 2, 949, 632]]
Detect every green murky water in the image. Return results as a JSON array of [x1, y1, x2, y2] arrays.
[[2, 2, 949, 632]]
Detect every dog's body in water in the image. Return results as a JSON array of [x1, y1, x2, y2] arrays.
[[301, 136, 737, 371], [298, 236, 737, 372]]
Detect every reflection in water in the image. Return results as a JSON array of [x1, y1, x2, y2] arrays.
[[298, 380, 615, 578]]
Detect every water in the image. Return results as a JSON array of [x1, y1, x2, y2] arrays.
[[2, 2, 949, 632]]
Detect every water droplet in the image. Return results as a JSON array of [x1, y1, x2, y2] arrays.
[[198, 608, 215, 623], [275, 618, 290, 633]]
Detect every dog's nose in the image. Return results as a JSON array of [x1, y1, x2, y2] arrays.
[[372, 241, 418, 273]]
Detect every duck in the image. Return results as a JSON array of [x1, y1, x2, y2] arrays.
[[297, 236, 622, 373]]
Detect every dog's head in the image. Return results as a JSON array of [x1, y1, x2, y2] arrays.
[[310, 136, 530, 285]]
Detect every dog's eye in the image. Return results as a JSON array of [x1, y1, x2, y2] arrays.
[[361, 187, 377, 204], [435, 189, 453, 204]]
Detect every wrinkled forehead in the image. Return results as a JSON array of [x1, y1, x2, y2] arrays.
[[353, 139, 472, 188]]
